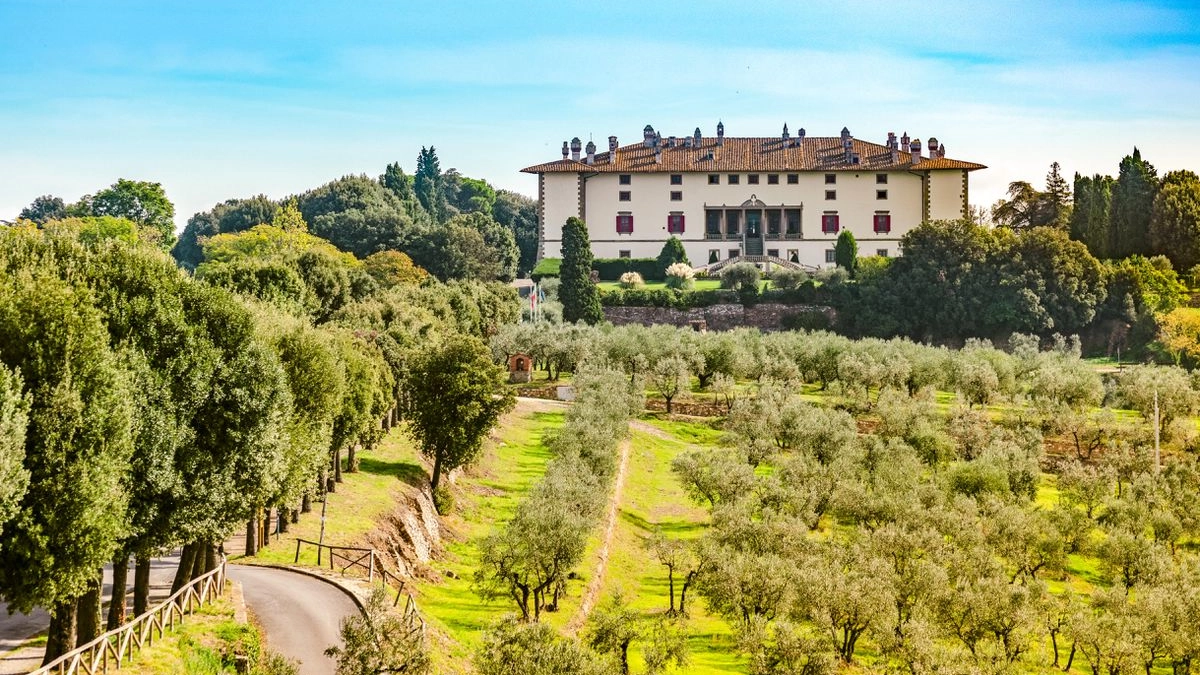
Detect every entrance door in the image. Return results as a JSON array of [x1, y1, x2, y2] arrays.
[[744, 209, 764, 255]]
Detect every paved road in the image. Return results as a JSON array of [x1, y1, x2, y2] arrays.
[[1, 555, 180, 652], [228, 566, 358, 675]]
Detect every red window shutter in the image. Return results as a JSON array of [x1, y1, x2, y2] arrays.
[[679, 214, 685, 233], [628, 215, 634, 233], [834, 215, 840, 233], [615, 215, 622, 233]]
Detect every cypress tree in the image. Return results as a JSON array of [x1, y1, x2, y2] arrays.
[[1110, 148, 1158, 259], [560, 217, 603, 324], [835, 230, 858, 276], [1150, 170, 1200, 271]]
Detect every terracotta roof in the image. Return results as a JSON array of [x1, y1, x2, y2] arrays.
[[521, 136, 986, 174]]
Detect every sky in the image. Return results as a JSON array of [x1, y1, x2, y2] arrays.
[[1, 0, 1199, 229]]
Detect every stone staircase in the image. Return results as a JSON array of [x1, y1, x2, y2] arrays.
[[701, 255, 814, 275]]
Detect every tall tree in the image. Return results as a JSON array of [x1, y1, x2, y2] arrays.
[[656, 236, 690, 274], [1069, 173, 1115, 259], [1149, 170, 1200, 272], [559, 217, 603, 324], [992, 181, 1044, 230], [296, 175, 418, 259], [88, 179, 177, 248], [835, 230, 858, 275], [0, 272, 134, 663], [414, 147, 444, 222], [494, 190, 539, 276], [1110, 148, 1158, 259], [403, 336, 514, 504], [379, 161, 414, 202], [18, 195, 67, 224], [0, 364, 29, 539], [1044, 161, 1073, 229], [173, 195, 279, 270]]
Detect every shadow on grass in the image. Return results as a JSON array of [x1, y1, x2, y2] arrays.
[[357, 456, 428, 487]]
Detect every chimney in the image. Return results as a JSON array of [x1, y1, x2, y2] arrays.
[[927, 137, 939, 157], [643, 125, 655, 148], [910, 138, 922, 163], [608, 135, 618, 154], [654, 146, 662, 163], [938, 143, 947, 158], [782, 123, 790, 142], [798, 128, 806, 145], [585, 140, 596, 165], [716, 120, 725, 146], [683, 136, 692, 149], [693, 127, 702, 146], [668, 136, 677, 148], [562, 141, 569, 159], [570, 137, 581, 161], [656, 131, 662, 148], [901, 131, 910, 149]]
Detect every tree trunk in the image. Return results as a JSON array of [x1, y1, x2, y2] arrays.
[[667, 566, 676, 614], [190, 543, 205, 579], [665, 396, 674, 414], [43, 599, 77, 665], [134, 555, 151, 616], [620, 641, 630, 674], [290, 506, 299, 524], [107, 553, 129, 630], [1064, 642, 1077, 672], [333, 447, 343, 484], [171, 543, 197, 594], [431, 456, 443, 495], [204, 544, 217, 574], [245, 516, 259, 557], [76, 569, 104, 646], [301, 492, 312, 513], [347, 444, 359, 473], [279, 506, 290, 533]]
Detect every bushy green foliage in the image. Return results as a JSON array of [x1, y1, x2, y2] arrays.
[[769, 268, 809, 291], [834, 230, 858, 275], [559, 218, 603, 324], [0, 363, 28, 541], [656, 236, 690, 275]]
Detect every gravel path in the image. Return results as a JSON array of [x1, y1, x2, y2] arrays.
[[567, 432, 633, 633]]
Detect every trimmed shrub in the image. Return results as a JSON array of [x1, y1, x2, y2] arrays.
[[592, 258, 663, 281], [770, 268, 810, 290], [618, 272, 645, 289], [531, 257, 561, 281], [656, 237, 690, 273], [664, 262, 695, 290]]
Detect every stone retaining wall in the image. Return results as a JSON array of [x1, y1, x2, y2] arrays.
[[602, 303, 836, 332]]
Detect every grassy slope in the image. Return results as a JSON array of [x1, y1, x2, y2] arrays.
[[595, 418, 747, 674], [410, 410, 568, 673], [120, 588, 265, 675]]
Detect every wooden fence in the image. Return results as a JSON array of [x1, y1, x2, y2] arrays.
[[32, 558, 227, 675], [292, 540, 425, 635]]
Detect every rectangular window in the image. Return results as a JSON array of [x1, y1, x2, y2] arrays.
[[706, 210, 722, 235], [766, 210, 781, 236], [825, 173, 837, 184], [767, 248, 779, 258], [876, 174, 888, 184], [670, 191, 683, 201], [785, 209, 801, 235], [825, 190, 836, 200], [729, 249, 740, 259], [728, 174, 740, 185], [748, 174, 760, 185], [825, 249, 836, 263], [767, 174, 779, 185], [670, 174, 683, 185], [709, 249, 720, 263], [787, 174, 799, 184], [787, 249, 799, 263], [619, 250, 631, 258], [726, 211, 741, 235], [708, 174, 720, 185], [619, 174, 631, 185], [874, 214, 892, 233], [877, 249, 889, 257], [667, 214, 685, 233], [877, 189, 888, 200], [616, 214, 634, 233], [822, 214, 840, 234], [619, 191, 631, 201]]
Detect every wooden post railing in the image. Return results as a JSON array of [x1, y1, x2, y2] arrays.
[[291, 539, 425, 633], [32, 556, 227, 675]]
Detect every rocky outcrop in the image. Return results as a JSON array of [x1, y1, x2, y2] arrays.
[[364, 484, 442, 580]]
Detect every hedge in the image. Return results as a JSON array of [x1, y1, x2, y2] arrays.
[[592, 258, 664, 282], [599, 280, 831, 310], [531, 257, 664, 282], [531, 257, 561, 281]]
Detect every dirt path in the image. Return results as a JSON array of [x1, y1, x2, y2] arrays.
[[629, 418, 674, 440], [567, 431, 633, 633]]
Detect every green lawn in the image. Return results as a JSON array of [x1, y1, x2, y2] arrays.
[[597, 279, 725, 292], [595, 421, 747, 674]]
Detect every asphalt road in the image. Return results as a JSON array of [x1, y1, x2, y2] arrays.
[[0, 555, 180, 652], [228, 566, 358, 675]]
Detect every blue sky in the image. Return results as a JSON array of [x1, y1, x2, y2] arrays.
[[2, 0, 1199, 228]]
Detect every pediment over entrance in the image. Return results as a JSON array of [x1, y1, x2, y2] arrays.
[[740, 195, 767, 208]]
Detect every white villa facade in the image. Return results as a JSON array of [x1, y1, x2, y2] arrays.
[[522, 123, 985, 269]]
